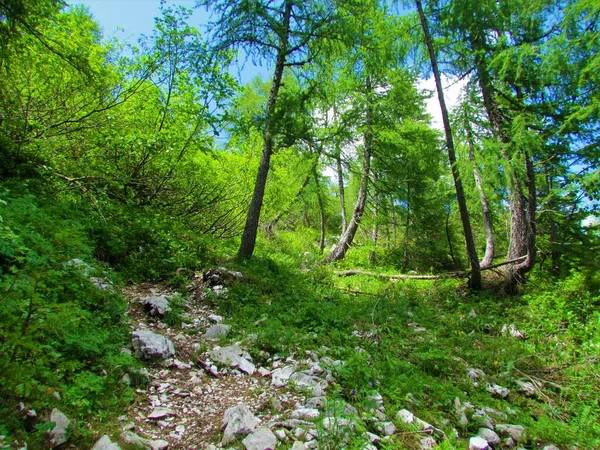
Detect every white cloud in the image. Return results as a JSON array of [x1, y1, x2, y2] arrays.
[[417, 75, 467, 131]]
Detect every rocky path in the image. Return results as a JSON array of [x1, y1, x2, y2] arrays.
[[84, 268, 563, 450]]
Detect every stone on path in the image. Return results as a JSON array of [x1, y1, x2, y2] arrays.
[[242, 426, 278, 450], [271, 365, 296, 387], [210, 345, 256, 375], [147, 408, 175, 420], [141, 296, 171, 317], [48, 408, 70, 448], [204, 324, 231, 340], [132, 330, 175, 360], [91, 435, 121, 450], [120, 431, 168, 450], [221, 404, 260, 445], [291, 408, 320, 420], [469, 436, 490, 450]]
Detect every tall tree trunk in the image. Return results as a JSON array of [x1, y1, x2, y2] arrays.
[[369, 174, 380, 265], [237, 0, 292, 258], [336, 150, 347, 234], [446, 207, 458, 269], [313, 166, 326, 253], [402, 181, 410, 272], [324, 78, 373, 263], [469, 32, 535, 288], [465, 127, 495, 268], [416, 0, 481, 288]]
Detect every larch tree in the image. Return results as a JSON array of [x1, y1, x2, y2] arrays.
[[197, 0, 337, 258]]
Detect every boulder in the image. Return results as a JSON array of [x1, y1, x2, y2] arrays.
[[91, 435, 121, 450], [291, 408, 320, 420], [132, 330, 175, 360], [48, 408, 70, 448], [203, 267, 243, 287], [221, 404, 260, 445], [242, 426, 278, 450], [515, 380, 536, 397], [141, 296, 171, 317]]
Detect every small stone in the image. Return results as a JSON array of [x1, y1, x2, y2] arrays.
[[515, 380, 536, 397], [242, 426, 277, 450], [420, 436, 437, 449], [141, 296, 171, 317], [487, 383, 510, 399], [274, 429, 287, 440], [237, 357, 256, 375], [396, 409, 415, 424], [258, 367, 271, 377], [501, 324, 526, 340], [208, 314, 223, 323], [305, 397, 326, 409], [468, 309, 478, 318], [204, 324, 231, 340], [365, 432, 380, 443], [291, 408, 320, 420], [48, 408, 70, 448], [496, 424, 526, 443], [542, 446, 560, 450], [131, 330, 175, 360], [467, 368, 486, 381], [147, 408, 175, 420], [469, 436, 489, 450], [91, 435, 121, 450], [271, 365, 295, 387], [376, 421, 396, 436], [221, 404, 260, 445], [291, 442, 307, 450], [478, 428, 500, 445]]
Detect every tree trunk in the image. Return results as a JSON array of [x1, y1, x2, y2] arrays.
[[336, 150, 347, 234], [416, 0, 481, 288], [369, 174, 380, 265], [313, 166, 326, 253], [469, 32, 535, 288], [237, 0, 292, 258], [466, 128, 495, 268], [446, 207, 458, 269], [324, 78, 373, 263], [401, 181, 410, 272]]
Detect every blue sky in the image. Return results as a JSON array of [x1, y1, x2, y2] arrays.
[[71, 0, 268, 84]]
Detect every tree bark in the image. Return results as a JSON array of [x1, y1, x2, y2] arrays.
[[416, 0, 481, 288], [313, 165, 326, 253], [336, 150, 347, 234], [237, 0, 292, 258], [324, 78, 374, 263], [465, 127, 495, 268]]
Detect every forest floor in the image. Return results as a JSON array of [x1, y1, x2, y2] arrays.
[[93, 260, 599, 450]]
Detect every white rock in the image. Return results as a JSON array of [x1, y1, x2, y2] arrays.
[[478, 428, 500, 445], [141, 296, 171, 317], [271, 365, 296, 387], [291, 442, 307, 450], [420, 436, 437, 449], [242, 426, 278, 450], [120, 431, 168, 450], [291, 408, 320, 420], [396, 409, 415, 424], [48, 408, 70, 448], [487, 383, 510, 399], [237, 357, 256, 375], [376, 421, 396, 436], [147, 408, 174, 420], [91, 435, 121, 450], [501, 324, 526, 340], [469, 436, 489, 450], [258, 367, 271, 377], [131, 330, 175, 360], [496, 424, 526, 443], [204, 324, 231, 340], [365, 432, 380, 443], [515, 380, 536, 397], [305, 397, 326, 409], [221, 404, 260, 445], [208, 314, 223, 323]]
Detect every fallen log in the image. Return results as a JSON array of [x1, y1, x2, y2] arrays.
[[334, 256, 528, 280]]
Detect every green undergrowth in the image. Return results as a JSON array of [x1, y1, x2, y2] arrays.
[[212, 250, 600, 449]]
